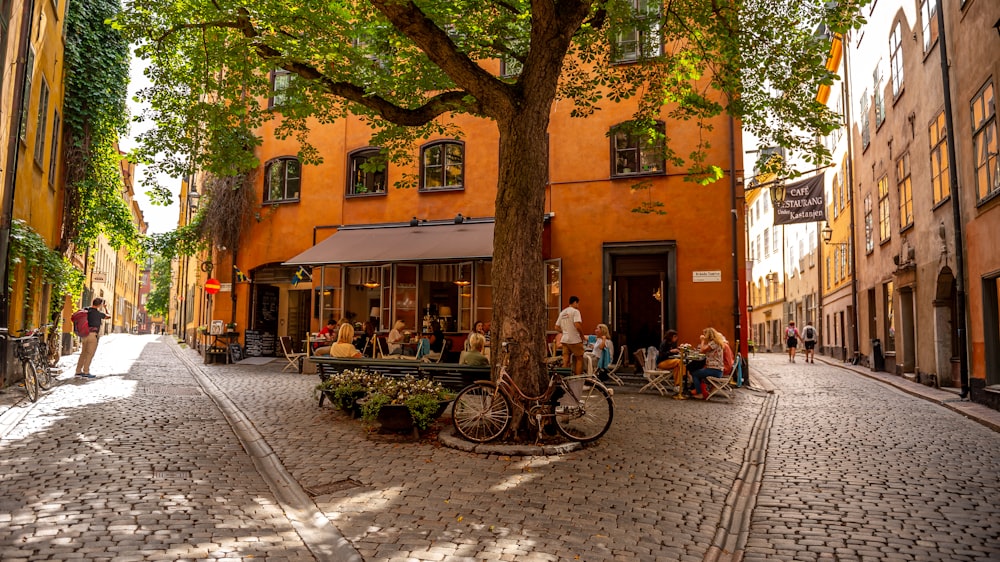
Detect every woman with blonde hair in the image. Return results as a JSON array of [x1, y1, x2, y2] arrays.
[[387, 320, 405, 355], [689, 327, 726, 399], [329, 323, 362, 358], [585, 324, 614, 375]]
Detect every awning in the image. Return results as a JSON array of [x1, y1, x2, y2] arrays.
[[283, 221, 494, 266]]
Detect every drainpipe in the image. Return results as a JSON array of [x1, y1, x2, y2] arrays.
[[0, 0, 37, 385], [841, 33, 862, 365], [730, 117, 742, 358], [936, 0, 969, 398]]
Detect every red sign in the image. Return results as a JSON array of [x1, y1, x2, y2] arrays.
[[205, 278, 221, 295]]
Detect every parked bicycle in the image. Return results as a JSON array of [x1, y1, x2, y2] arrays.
[[22, 326, 54, 391], [0, 327, 46, 402], [452, 340, 614, 443]]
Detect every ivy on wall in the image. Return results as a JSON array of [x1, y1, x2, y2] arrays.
[[61, 0, 139, 254], [8, 220, 84, 328]]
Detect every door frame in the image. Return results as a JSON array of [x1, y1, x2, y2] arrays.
[[602, 241, 677, 343]]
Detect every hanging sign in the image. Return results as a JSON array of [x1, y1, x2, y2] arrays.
[[205, 278, 221, 294], [773, 174, 827, 225]]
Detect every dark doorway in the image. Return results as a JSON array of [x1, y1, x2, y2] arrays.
[[254, 285, 280, 333], [287, 290, 311, 353], [606, 248, 674, 361]]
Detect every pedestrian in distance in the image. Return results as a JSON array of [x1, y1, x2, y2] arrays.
[[785, 320, 800, 363], [76, 297, 109, 378], [801, 322, 818, 363]]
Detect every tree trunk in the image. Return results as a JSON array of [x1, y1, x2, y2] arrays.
[[492, 105, 552, 439]]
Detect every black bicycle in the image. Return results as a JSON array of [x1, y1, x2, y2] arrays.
[[21, 326, 54, 391], [0, 328, 43, 402]]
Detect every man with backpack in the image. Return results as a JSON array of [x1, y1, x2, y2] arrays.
[[74, 298, 109, 378], [802, 322, 818, 364]]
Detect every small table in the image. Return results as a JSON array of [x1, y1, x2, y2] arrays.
[[205, 332, 239, 364]]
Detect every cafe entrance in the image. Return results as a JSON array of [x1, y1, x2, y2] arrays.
[[604, 242, 676, 357]]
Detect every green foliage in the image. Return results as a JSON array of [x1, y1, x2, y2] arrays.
[[8, 220, 85, 329], [62, 0, 139, 254], [145, 253, 174, 319]]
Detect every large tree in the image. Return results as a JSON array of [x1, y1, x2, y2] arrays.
[[120, 0, 864, 435]]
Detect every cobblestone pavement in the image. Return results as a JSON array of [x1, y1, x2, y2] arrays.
[[1, 335, 998, 561], [743, 353, 1000, 562]]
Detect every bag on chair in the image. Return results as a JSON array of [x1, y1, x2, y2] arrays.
[[71, 309, 90, 338]]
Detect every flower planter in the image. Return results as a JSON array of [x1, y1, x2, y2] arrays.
[[368, 400, 451, 432]]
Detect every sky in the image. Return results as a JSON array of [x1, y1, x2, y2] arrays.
[[118, 52, 179, 235]]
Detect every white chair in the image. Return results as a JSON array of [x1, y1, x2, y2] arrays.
[[637, 346, 672, 396], [279, 336, 307, 373], [602, 344, 626, 386], [705, 354, 742, 401]]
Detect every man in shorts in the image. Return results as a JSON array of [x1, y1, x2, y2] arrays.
[[801, 322, 818, 363]]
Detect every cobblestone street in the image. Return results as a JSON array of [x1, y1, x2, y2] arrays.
[[0, 335, 998, 561]]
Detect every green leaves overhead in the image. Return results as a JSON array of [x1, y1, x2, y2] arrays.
[[119, 0, 864, 184]]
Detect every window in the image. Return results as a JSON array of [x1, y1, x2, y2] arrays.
[[832, 174, 840, 218], [772, 225, 779, 253], [48, 110, 60, 185], [873, 62, 885, 128], [971, 82, 998, 201], [19, 47, 33, 142], [896, 153, 913, 229], [347, 148, 387, 196], [756, 234, 762, 259], [878, 175, 891, 242], [612, 0, 662, 63], [825, 256, 831, 289], [263, 157, 301, 202], [611, 121, 665, 176], [0, 0, 11, 86], [269, 69, 291, 108], [889, 22, 904, 97], [920, 0, 938, 52], [33, 77, 49, 165], [842, 154, 851, 203], [860, 89, 870, 149], [420, 141, 464, 190], [929, 111, 949, 204], [763, 228, 770, 257]]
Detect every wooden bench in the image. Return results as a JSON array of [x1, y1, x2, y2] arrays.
[[311, 357, 491, 392]]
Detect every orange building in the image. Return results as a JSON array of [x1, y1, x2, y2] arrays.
[[202, 80, 747, 360]]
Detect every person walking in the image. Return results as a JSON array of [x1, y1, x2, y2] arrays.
[[555, 296, 586, 410], [801, 322, 818, 363], [76, 297, 109, 378], [785, 320, 801, 363]]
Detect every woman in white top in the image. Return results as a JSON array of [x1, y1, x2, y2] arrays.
[[585, 324, 613, 375], [387, 320, 405, 355]]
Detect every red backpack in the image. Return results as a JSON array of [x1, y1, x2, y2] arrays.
[[71, 309, 89, 338]]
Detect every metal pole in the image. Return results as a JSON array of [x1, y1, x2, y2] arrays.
[[936, 0, 970, 398], [841, 32, 862, 365]]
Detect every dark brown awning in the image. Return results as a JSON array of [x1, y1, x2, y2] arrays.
[[283, 221, 494, 266]]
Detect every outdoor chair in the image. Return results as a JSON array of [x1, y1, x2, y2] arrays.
[[705, 354, 742, 401], [637, 346, 673, 396], [599, 344, 626, 386], [423, 337, 452, 363], [279, 336, 307, 373]]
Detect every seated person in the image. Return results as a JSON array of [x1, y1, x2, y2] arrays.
[[387, 320, 406, 355], [328, 323, 363, 358], [464, 321, 486, 351], [428, 324, 445, 354], [584, 324, 614, 375], [656, 329, 686, 398], [313, 318, 337, 355], [355, 321, 376, 356], [459, 333, 490, 366], [689, 327, 726, 399]]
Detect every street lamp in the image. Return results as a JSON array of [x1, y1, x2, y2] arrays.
[[821, 222, 849, 249]]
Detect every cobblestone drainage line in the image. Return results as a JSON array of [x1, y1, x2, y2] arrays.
[[169, 342, 362, 562], [705, 392, 778, 562]]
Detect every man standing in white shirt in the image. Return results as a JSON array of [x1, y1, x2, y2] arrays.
[[556, 296, 586, 378]]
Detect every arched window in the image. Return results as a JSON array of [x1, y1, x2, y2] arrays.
[[610, 121, 666, 177], [347, 148, 387, 196], [420, 140, 464, 191], [264, 157, 301, 202]]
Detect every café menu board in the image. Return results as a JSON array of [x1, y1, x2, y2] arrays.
[[243, 330, 276, 357]]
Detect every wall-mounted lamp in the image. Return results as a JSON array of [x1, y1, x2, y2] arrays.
[[770, 182, 786, 204], [821, 222, 849, 249]]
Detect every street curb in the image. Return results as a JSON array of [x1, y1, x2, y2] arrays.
[[437, 424, 582, 456], [167, 338, 363, 562]]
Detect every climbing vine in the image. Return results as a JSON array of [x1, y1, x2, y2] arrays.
[[61, 0, 139, 254], [8, 220, 85, 328]]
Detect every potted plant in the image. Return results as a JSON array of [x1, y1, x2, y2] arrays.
[[315, 369, 381, 416], [225, 322, 237, 333], [358, 375, 453, 431]]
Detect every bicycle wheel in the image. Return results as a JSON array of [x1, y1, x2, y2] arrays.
[[22, 360, 39, 402], [35, 353, 53, 390], [451, 382, 512, 443], [555, 380, 613, 443]]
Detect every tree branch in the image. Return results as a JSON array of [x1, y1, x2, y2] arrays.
[[230, 8, 485, 126]]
